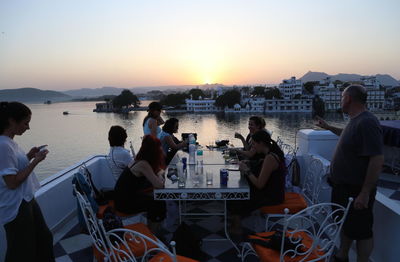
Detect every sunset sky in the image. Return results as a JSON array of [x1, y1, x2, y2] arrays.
[[0, 0, 399, 90]]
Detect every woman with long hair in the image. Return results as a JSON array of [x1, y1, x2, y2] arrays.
[[143, 102, 164, 137], [0, 102, 54, 262], [229, 130, 286, 234], [158, 118, 187, 165], [114, 135, 166, 225]]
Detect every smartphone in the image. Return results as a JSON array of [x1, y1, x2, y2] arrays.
[[38, 145, 48, 151]]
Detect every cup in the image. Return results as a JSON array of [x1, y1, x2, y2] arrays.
[[206, 171, 213, 185]]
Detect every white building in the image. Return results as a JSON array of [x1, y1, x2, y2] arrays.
[[279, 77, 303, 100], [315, 76, 385, 112], [185, 98, 220, 112], [264, 99, 312, 112]]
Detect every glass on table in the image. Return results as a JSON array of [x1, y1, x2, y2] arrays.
[[206, 171, 213, 185]]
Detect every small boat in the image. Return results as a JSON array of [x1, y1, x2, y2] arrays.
[[63, 111, 69, 115]]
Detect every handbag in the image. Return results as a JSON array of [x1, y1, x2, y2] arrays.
[[248, 230, 303, 253]]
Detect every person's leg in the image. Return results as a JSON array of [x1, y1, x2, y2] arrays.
[[32, 199, 55, 262], [335, 231, 353, 261], [356, 238, 373, 262], [4, 200, 36, 262]]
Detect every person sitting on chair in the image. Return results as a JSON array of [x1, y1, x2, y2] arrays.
[[158, 118, 187, 165], [229, 130, 286, 235], [107, 125, 133, 182], [114, 135, 166, 228]]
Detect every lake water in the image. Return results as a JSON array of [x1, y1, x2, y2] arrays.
[[15, 101, 346, 181]]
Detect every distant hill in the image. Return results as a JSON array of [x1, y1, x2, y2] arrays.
[[0, 88, 71, 103], [300, 71, 399, 87], [62, 84, 224, 97]]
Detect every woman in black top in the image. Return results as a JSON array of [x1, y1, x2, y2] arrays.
[[229, 130, 286, 234], [114, 135, 166, 224]]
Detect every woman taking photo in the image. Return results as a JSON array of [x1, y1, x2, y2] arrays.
[[234, 116, 266, 158], [143, 102, 164, 137], [114, 135, 166, 228], [229, 130, 286, 234], [158, 118, 187, 165], [0, 102, 54, 262]]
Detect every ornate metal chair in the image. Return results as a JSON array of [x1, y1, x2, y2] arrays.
[[74, 185, 164, 261], [242, 199, 353, 262], [260, 157, 327, 230], [103, 226, 198, 262]]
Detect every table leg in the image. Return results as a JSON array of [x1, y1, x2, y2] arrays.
[[224, 200, 241, 256]]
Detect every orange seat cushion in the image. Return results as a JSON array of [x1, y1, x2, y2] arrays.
[[150, 253, 199, 262], [248, 231, 324, 262], [259, 192, 307, 214], [93, 222, 158, 261]]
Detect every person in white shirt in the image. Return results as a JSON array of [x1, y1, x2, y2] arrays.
[[107, 125, 133, 182], [0, 102, 54, 262]]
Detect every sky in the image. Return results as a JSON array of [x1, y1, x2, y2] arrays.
[[0, 0, 399, 90]]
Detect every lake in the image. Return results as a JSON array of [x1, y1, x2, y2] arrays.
[[15, 101, 346, 181]]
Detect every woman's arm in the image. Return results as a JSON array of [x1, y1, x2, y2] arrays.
[[241, 154, 278, 190], [156, 116, 165, 126], [138, 161, 165, 188], [236, 146, 257, 159], [234, 132, 250, 150], [148, 118, 158, 137], [164, 135, 186, 150], [3, 150, 48, 189]]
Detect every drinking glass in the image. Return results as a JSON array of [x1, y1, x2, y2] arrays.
[[206, 171, 213, 185]]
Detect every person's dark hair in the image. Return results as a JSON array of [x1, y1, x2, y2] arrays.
[[162, 118, 179, 134], [108, 125, 128, 147], [143, 102, 163, 127], [345, 84, 367, 104], [135, 135, 164, 172], [0, 102, 32, 134], [249, 116, 266, 129], [252, 130, 284, 162]]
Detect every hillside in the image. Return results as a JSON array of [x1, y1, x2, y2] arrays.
[[300, 71, 399, 86], [0, 88, 71, 103]]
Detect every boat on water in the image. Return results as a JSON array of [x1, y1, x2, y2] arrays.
[[63, 111, 69, 115], [0, 129, 399, 262]]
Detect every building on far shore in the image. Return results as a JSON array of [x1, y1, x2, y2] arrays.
[[185, 97, 220, 112]]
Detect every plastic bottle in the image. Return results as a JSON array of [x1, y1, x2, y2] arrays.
[[188, 134, 196, 164]]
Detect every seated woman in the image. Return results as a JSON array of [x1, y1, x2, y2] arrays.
[[234, 116, 267, 159], [114, 135, 166, 225], [158, 118, 187, 165], [107, 126, 133, 182], [143, 102, 164, 137], [229, 130, 286, 234]]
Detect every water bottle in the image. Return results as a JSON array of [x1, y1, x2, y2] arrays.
[[188, 134, 196, 164]]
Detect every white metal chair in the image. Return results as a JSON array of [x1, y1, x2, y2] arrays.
[[73, 184, 115, 261], [242, 199, 353, 262], [102, 226, 198, 262], [260, 157, 327, 230]]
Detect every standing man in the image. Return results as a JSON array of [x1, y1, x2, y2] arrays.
[[316, 84, 384, 262]]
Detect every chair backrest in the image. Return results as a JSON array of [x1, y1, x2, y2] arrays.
[[101, 224, 177, 262], [301, 157, 326, 205], [280, 199, 353, 262], [72, 185, 112, 260]]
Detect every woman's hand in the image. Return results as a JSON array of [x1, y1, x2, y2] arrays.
[[27, 146, 40, 160], [32, 150, 49, 164], [234, 132, 244, 140]]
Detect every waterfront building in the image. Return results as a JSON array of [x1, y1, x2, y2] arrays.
[[315, 76, 385, 112], [185, 97, 220, 112], [278, 76, 302, 100], [93, 101, 114, 112]]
